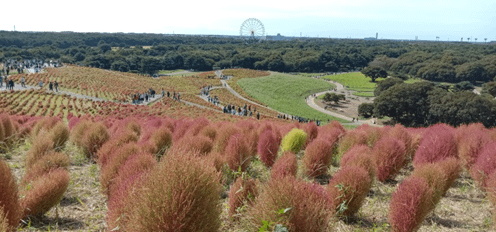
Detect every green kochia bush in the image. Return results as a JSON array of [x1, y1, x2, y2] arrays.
[[281, 128, 307, 153], [125, 152, 222, 232]]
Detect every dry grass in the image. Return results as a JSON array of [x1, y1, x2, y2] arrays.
[[5, 142, 107, 231]]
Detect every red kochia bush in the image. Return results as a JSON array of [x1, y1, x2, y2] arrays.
[[150, 126, 172, 155], [0, 208, 12, 232], [389, 176, 433, 232], [455, 126, 490, 171], [327, 165, 372, 217], [340, 144, 376, 181], [100, 143, 140, 193], [244, 177, 332, 232], [125, 153, 222, 232], [225, 133, 252, 171], [26, 130, 54, 168], [228, 177, 259, 218], [257, 128, 280, 167], [303, 122, 319, 146], [214, 123, 240, 153], [413, 124, 457, 167], [107, 153, 157, 230], [471, 141, 496, 189], [270, 151, 298, 180], [303, 139, 334, 178], [21, 152, 70, 186], [0, 159, 20, 230], [337, 129, 368, 159], [20, 168, 70, 218], [82, 122, 110, 160], [388, 124, 414, 158], [373, 137, 407, 182]]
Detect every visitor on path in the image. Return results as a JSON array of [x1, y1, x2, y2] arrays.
[[54, 81, 58, 92], [21, 76, 25, 87], [177, 93, 180, 102], [145, 93, 149, 102], [49, 82, 53, 91], [39, 80, 43, 89], [162, 88, 165, 97], [8, 79, 14, 90], [257, 112, 260, 120]]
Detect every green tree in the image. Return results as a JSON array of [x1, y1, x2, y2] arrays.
[[361, 66, 387, 82], [374, 77, 404, 96], [358, 103, 374, 118]]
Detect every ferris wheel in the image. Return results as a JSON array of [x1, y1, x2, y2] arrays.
[[240, 18, 265, 41]]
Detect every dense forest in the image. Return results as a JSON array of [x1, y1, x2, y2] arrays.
[[2, 31, 494, 82]]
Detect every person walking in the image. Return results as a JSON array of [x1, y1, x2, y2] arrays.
[[49, 82, 53, 91], [8, 79, 14, 90], [38, 80, 43, 89], [21, 76, 25, 88], [54, 81, 59, 92]]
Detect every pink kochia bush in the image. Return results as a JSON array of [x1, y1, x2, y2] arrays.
[[257, 128, 280, 167], [243, 177, 332, 232], [455, 124, 490, 171], [228, 176, 259, 218], [225, 133, 252, 172], [20, 168, 70, 218], [340, 144, 376, 181], [124, 152, 222, 232], [327, 165, 372, 217], [0, 159, 20, 231], [389, 176, 433, 232], [471, 141, 496, 189], [270, 151, 298, 180], [303, 139, 335, 178], [372, 137, 407, 182], [413, 124, 458, 167]]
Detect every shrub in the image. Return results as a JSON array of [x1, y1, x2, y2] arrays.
[[225, 133, 252, 172], [243, 177, 332, 232], [336, 129, 368, 160], [413, 124, 457, 167], [174, 135, 213, 156], [328, 165, 372, 217], [0, 114, 15, 145], [0, 208, 12, 232], [82, 122, 110, 160], [303, 122, 319, 146], [107, 153, 156, 229], [388, 124, 414, 158], [470, 141, 496, 189], [70, 119, 91, 147], [20, 168, 70, 218], [257, 129, 280, 167], [0, 159, 20, 230], [322, 120, 346, 136], [271, 151, 298, 180], [389, 176, 433, 232], [125, 153, 222, 231], [26, 130, 54, 168], [437, 157, 461, 195], [303, 139, 334, 178], [281, 128, 307, 153], [100, 143, 140, 194], [150, 126, 172, 156], [228, 176, 259, 218], [21, 152, 70, 186], [49, 121, 70, 151], [31, 117, 58, 138], [373, 137, 407, 182], [213, 123, 240, 153], [456, 128, 490, 171], [340, 144, 376, 181], [358, 124, 385, 147], [199, 125, 217, 141]]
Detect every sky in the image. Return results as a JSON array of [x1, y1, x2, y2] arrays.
[[1, 0, 495, 41]]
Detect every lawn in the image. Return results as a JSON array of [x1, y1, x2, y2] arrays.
[[238, 73, 349, 122], [158, 69, 185, 74], [322, 72, 383, 97]]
